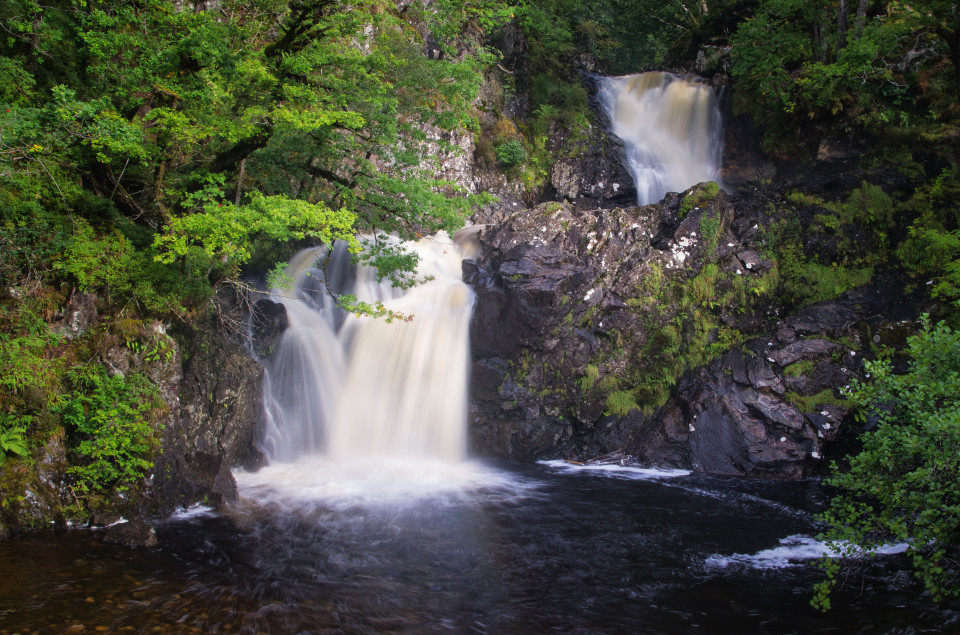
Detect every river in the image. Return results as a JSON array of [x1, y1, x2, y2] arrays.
[[1, 460, 954, 633]]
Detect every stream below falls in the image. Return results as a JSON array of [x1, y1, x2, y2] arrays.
[[1, 460, 956, 634]]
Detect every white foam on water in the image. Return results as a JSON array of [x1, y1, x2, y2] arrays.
[[235, 457, 538, 511], [706, 534, 910, 570], [538, 459, 691, 480], [169, 503, 217, 521]]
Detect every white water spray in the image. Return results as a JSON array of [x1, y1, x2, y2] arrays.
[[599, 71, 723, 205], [260, 232, 473, 463], [241, 232, 512, 507]]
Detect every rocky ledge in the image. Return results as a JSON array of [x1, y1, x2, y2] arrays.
[[464, 185, 920, 478]]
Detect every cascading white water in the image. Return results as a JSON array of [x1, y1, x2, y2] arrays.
[[239, 231, 511, 507], [260, 232, 473, 464], [599, 71, 723, 205]]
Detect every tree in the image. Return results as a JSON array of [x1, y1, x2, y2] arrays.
[[0, 0, 511, 520], [895, 0, 960, 98], [814, 315, 960, 610], [730, 0, 958, 148]]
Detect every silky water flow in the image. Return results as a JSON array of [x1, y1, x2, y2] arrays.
[[239, 230, 512, 508], [599, 71, 724, 205]]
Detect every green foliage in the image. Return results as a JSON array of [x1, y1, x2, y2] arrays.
[[786, 388, 845, 413], [680, 181, 721, 219], [55, 219, 132, 294], [0, 0, 499, 321], [337, 294, 413, 324], [578, 364, 600, 392], [814, 315, 960, 609], [730, 0, 954, 149], [154, 184, 359, 277], [0, 415, 29, 467], [57, 366, 165, 495], [896, 169, 960, 301], [605, 389, 639, 416], [767, 213, 874, 308], [704, 325, 746, 360], [784, 360, 815, 378], [698, 213, 722, 261], [692, 263, 720, 305], [495, 138, 526, 167], [0, 318, 63, 397]]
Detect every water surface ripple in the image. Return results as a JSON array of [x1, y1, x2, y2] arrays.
[[0, 463, 955, 633]]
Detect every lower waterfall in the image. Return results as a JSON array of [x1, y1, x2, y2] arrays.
[[599, 71, 723, 205], [243, 231, 492, 506]]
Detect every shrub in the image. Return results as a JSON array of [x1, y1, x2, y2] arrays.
[[495, 139, 526, 167], [58, 366, 165, 495], [814, 315, 960, 609]]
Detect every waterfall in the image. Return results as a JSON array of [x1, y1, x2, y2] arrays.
[[258, 232, 474, 466], [599, 71, 723, 206]]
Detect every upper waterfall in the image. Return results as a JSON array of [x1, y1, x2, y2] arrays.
[[599, 72, 723, 206]]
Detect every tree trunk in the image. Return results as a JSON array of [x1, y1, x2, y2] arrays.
[[27, 12, 42, 75], [853, 0, 869, 38], [937, 25, 960, 99], [815, 7, 832, 63], [836, 0, 850, 56]]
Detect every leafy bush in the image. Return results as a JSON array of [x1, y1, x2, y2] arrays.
[[495, 139, 526, 167], [814, 315, 960, 609], [58, 367, 165, 495], [55, 219, 132, 293]]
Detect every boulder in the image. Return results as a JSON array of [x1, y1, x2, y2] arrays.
[[101, 519, 158, 548]]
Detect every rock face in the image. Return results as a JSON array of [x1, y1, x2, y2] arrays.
[[251, 299, 288, 360], [466, 190, 736, 462], [464, 185, 919, 478], [151, 287, 267, 515]]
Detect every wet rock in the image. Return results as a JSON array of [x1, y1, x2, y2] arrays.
[[741, 389, 805, 430], [747, 357, 785, 395], [771, 338, 841, 367], [101, 519, 158, 548], [735, 249, 772, 273], [776, 325, 797, 345], [721, 350, 746, 387], [465, 170, 925, 478], [59, 293, 98, 338], [149, 289, 265, 516], [720, 115, 776, 188], [647, 365, 816, 477], [251, 299, 288, 360], [466, 190, 818, 475], [551, 161, 579, 200], [806, 410, 842, 442], [695, 45, 731, 75], [628, 407, 689, 467], [817, 138, 862, 162]]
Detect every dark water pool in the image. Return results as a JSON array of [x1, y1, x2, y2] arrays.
[[0, 461, 956, 634]]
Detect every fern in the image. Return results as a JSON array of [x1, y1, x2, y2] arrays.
[[0, 415, 29, 467]]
